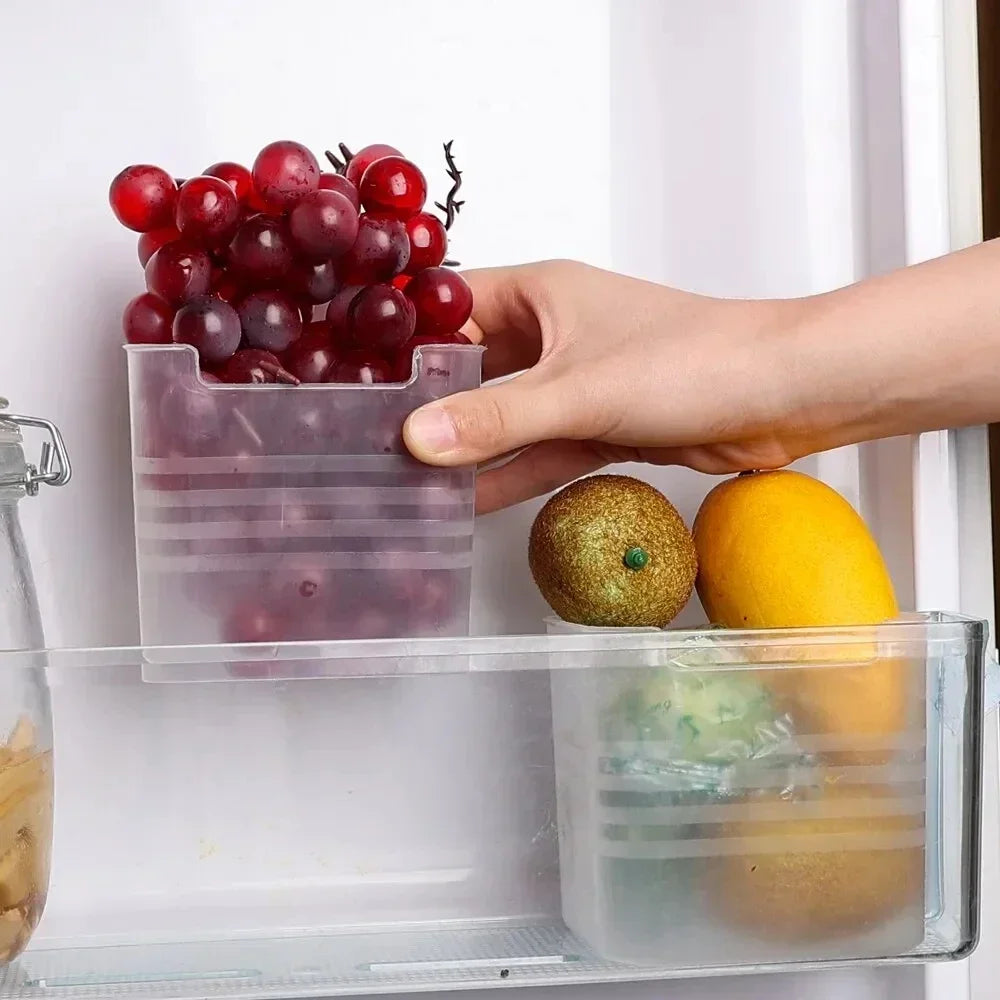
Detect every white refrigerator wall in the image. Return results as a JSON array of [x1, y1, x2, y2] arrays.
[[0, 2, 988, 1000]]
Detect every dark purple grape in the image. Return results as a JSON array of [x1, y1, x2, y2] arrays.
[[338, 214, 409, 282], [237, 290, 303, 352], [172, 296, 241, 363], [283, 328, 338, 384], [214, 348, 299, 384], [284, 258, 339, 304], [318, 172, 360, 209], [326, 285, 364, 342], [288, 189, 359, 260], [228, 215, 294, 283], [325, 351, 391, 385], [347, 284, 415, 353], [123, 293, 174, 344], [405, 266, 474, 336], [145, 243, 213, 306], [251, 140, 320, 213]]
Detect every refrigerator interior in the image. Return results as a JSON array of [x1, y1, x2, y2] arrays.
[[0, 2, 995, 1000]]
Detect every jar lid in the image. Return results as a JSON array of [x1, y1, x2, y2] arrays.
[[0, 402, 71, 496]]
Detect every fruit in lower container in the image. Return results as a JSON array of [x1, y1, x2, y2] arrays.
[[692, 470, 907, 737], [710, 783, 924, 941], [529, 475, 697, 628], [609, 663, 781, 765], [0, 718, 53, 963]]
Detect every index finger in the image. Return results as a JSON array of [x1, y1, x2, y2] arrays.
[[459, 266, 545, 380]]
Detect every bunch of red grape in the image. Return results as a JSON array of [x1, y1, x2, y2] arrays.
[[112, 139, 474, 385]]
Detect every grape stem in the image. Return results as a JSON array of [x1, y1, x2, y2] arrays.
[[324, 149, 346, 175], [259, 361, 300, 385], [434, 140, 464, 231]]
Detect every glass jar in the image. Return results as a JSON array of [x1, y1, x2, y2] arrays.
[[0, 404, 69, 962]]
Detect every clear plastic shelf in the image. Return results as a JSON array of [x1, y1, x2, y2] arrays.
[[0, 613, 986, 999]]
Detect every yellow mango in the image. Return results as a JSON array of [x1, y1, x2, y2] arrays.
[[692, 471, 910, 739]]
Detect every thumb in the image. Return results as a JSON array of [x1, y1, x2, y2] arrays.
[[403, 370, 570, 466]]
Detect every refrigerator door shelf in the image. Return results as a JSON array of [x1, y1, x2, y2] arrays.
[[0, 614, 984, 1000]]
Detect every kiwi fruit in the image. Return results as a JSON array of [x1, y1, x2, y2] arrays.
[[529, 475, 697, 628]]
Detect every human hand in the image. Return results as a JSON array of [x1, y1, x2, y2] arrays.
[[402, 260, 826, 513]]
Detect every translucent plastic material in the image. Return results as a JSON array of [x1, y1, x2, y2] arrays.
[[0, 614, 985, 998], [547, 616, 983, 969], [125, 344, 482, 646]]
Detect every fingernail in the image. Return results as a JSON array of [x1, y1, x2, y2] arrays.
[[407, 405, 458, 455]]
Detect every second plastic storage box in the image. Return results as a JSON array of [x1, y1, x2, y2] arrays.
[[547, 614, 983, 969], [125, 343, 482, 646]]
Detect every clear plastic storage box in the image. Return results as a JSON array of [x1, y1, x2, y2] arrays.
[[546, 616, 979, 968], [125, 343, 482, 647], [0, 614, 987, 999]]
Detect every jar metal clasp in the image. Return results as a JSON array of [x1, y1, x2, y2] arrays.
[[0, 399, 72, 496]]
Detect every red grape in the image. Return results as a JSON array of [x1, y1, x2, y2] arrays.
[[251, 140, 320, 212], [175, 176, 240, 246], [347, 284, 415, 353], [288, 189, 359, 260], [109, 164, 177, 232], [325, 351, 391, 385], [338, 214, 410, 282], [283, 330, 338, 383], [318, 172, 360, 209], [145, 243, 213, 306], [405, 267, 473, 336], [359, 156, 427, 219], [122, 292, 174, 345], [214, 348, 298, 384], [228, 215, 294, 283], [325, 285, 364, 340], [345, 143, 402, 187], [204, 161, 253, 203], [391, 331, 472, 381], [237, 289, 303, 352], [404, 213, 447, 273], [285, 258, 339, 304], [391, 274, 412, 290], [211, 270, 245, 306], [137, 226, 180, 267], [172, 296, 242, 363]]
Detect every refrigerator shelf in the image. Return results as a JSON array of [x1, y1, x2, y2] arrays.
[[0, 613, 986, 998], [0, 919, 974, 1000]]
